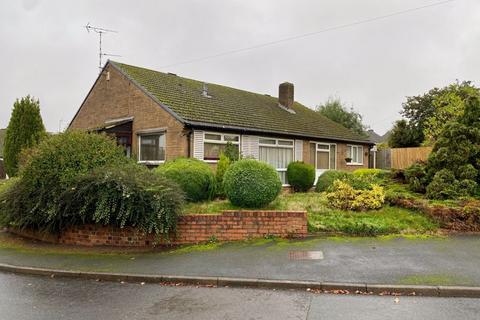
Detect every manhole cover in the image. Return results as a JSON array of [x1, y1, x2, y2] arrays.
[[288, 251, 324, 260]]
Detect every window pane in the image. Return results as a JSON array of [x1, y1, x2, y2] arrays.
[[204, 143, 238, 160], [347, 146, 352, 159], [259, 146, 293, 169], [316, 151, 329, 170], [278, 140, 293, 146], [278, 171, 287, 185], [224, 134, 239, 142], [259, 138, 276, 145], [140, 134, 165, 161], [357, 146, 363, 163], [317, 144, 329, 150], [330, 145, 336, 169], [353, 147, 358, 162], [205, 133, 221, 141]]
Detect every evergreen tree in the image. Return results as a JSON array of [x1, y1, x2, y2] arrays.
[[4, 95, 46, 176]]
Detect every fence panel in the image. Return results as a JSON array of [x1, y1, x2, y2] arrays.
[[390, 147, 432, 169]]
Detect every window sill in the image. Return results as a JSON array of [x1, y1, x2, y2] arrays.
[[204, 160, 219, 164], [346, 163, 364, 166], [138, 160, 165, 166]]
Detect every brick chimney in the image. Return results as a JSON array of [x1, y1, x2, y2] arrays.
[[279, 82, 294, 109]]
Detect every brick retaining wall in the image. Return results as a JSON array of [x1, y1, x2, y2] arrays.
[[10, 210, 307, 247]]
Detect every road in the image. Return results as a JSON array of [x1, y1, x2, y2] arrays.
[[1, 273, 479, 320]]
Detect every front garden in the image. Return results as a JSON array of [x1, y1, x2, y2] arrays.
[[1, 94, 479, 244]]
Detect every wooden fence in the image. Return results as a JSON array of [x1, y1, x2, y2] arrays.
[[391, 147, 432, 169], [372, 147, 432, 170]]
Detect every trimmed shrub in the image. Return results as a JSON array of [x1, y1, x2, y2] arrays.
[[155, 158, 215, 202], [326, 180, 385, 211], [0, 131, 128, 232], [353, 168, 390, 180], [215, 153, 231, 198], [286, 161, 315, 192], [315, 170, 351, 192], [58, 164, 184, 235], [405, 162, 428, 193], [426, 169, 478, 200], [4, 95, 46, 176], [223, 159, 282, 208]]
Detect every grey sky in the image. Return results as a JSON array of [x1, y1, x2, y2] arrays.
[[1, 0, 478, 134]]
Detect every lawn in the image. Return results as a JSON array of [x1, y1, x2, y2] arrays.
[[183, 192, 438, 236]]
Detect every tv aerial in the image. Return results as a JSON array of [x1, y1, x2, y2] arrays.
[[85, 23, 121, 73]]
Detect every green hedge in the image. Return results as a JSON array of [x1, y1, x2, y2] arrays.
[[223, 159, 282, 208], [0, 131, 129, 232], [155, 158, 215, 202], [59, 164, 184, 235], [286, 161, 315, 192], [315, 170, 351, 192]]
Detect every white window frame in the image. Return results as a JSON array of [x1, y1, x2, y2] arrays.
[[347, 144, 364, 165], [203, 132, 240, 163], [315, 142, 337, 170], [137, 132, 166, 165], [259, 137, 295, 186]]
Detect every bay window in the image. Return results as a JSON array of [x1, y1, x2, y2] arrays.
[[259, 138, 294, 185], [347, 145, 363, 165], [203, 132, 240, 161], [138, 133, 165, 164]]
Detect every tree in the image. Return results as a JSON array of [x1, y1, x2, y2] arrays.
[[4, 96, 46, 176], [401, 81, 478, 144], [316, 97, 367, 136], [388, 119, 424, 148]]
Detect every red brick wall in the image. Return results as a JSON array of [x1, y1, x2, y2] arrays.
[[10, 211, 307, 247]]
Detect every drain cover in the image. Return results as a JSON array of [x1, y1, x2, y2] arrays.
[[288, 251, 324, 260]]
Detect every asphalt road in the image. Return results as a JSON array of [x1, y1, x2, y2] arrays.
[[1, 273, 480, 320]]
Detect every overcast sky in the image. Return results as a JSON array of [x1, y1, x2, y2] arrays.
[[1, 0, 478, 134]]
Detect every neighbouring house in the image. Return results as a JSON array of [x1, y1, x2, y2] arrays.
[[367, 129, 391, 169], [0, 128, 6, 179], [69, 61, 373, 185]]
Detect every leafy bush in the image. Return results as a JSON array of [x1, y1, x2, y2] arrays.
[[155, 158, 215, 202], [426, 169, 477, 200], [215, 153, 231, 198], [0, 131, 128, 231], [224, 142, 240, 162], [326, 180, 385, 211], [286, 161, 315, 192], [353, 168, 390, 180], [58, 164, 184, 235], [315, 170, 351, 192], [223, 159, 281, 208], [405, 162, 428, 193]]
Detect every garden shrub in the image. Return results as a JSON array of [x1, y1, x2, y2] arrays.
[[405, 162, 428, 193], [326, 180, 385, 211], [224, 141, 240, 162], [223, 159, 282, 208], [286, 161, 315, 192], [155, 158, 215, 202], [315, 170, 351, 192], [58, 163, 184, 235], [215, 153, 231, 198], [353, 168, 390, 181], [0, 131, 128, 232], [426, 169, 477, 200]]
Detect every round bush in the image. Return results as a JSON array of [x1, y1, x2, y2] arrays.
[[223, 159, 282, 208], [155, 158, 215, 202], [59, 163, 184, 235], [315, 170, 351, 192], [1, 131, 128, 232], [287, 161, 315, 192]]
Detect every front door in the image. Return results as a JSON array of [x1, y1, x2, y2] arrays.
[[310, 143, 336, 183]]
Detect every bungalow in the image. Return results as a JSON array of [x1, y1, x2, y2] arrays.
[[69, 61, 373, 185]]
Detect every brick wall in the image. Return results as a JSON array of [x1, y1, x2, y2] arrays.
[[10, 211, 307, 247]]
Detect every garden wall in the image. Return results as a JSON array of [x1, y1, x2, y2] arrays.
[[10, 210, 307, 247]]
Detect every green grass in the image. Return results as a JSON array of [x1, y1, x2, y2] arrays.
[[183, 192, 439, 236], [398, 274, 472, 286]]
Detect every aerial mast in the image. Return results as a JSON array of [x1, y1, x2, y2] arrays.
[[85, 23, 120, 73]]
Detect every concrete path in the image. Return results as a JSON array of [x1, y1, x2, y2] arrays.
[[1, 233, 479, 286], [1, 272, 480, 320]]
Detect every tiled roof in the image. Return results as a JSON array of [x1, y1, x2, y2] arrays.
[[110, 61, 371, 143]]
